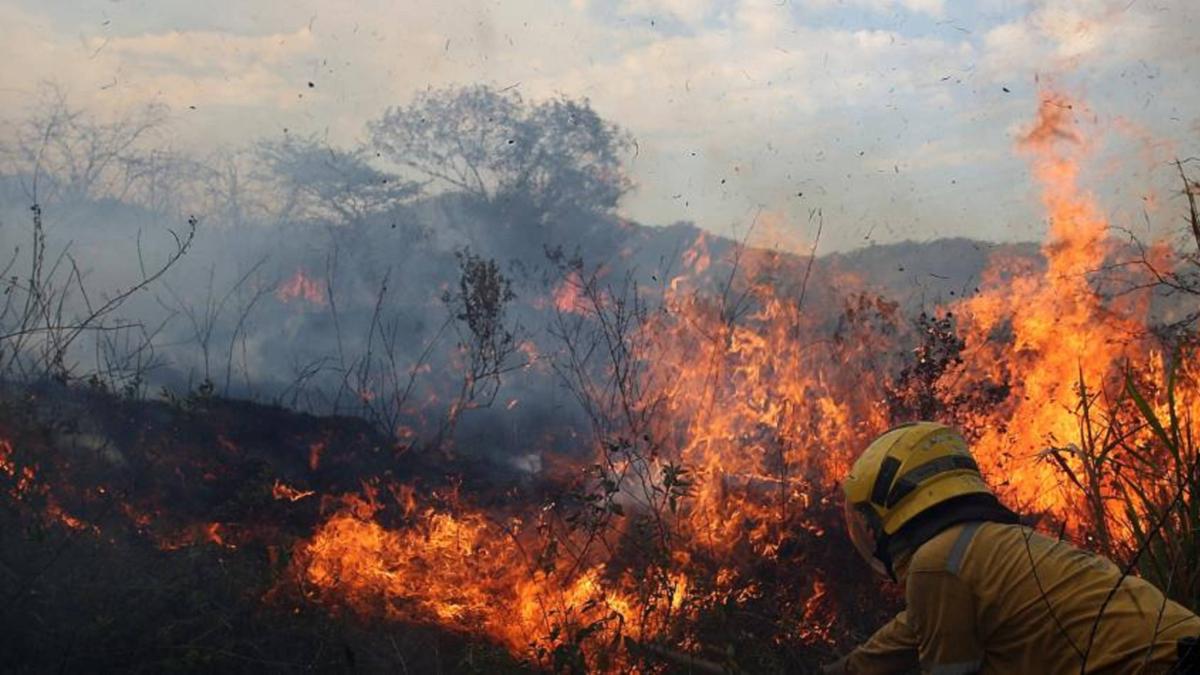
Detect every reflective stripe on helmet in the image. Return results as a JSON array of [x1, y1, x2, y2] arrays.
[[884, 454, 980, 508], [870, 455, 903, 506]]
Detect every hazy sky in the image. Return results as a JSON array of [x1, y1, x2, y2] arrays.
[[1, 0, 1197, 251]]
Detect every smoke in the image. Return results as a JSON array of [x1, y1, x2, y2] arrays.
[[3, 83, 1187, 467], [0, 87, 699, 461]]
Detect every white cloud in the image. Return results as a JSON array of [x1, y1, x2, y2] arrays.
[[0, 4, 316, 117], [0, 0, 1195, 250], [618, 0, 717, 25], [802, 0, 947, 18], [981, 0, 1199, 79]]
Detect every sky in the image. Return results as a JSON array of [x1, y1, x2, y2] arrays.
[[0, 0, 1197, 252]]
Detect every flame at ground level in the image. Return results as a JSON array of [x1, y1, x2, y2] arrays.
[[290, 493, 712, 660], [277, 90, 1199, 670], [277, 269, 327, 307]]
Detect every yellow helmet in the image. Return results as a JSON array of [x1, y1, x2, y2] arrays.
[[842, 421, 991, 577]]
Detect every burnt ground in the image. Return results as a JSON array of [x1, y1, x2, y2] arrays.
[[0, 380, 535, 673], [0, 378, 899, 674]]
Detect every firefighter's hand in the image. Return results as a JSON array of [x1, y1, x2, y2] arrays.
[[820, 655, 849, 674]]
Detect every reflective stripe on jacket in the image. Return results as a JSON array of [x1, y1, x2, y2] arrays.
[[846, 521, 1200, 674]]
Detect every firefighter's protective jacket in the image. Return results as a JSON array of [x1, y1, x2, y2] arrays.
[[845, 521, 1200, 674]]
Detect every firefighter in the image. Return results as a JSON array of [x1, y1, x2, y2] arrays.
[[822, 421, 1200, 675]]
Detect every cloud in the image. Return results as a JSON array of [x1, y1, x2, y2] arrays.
[[0, 0, 1195, 251], [802, 0, 947, 18], [981, 0, 1199, 79], [0, 0, 1004, 250], [0, 4, 315, 118], [618, 0, 717, 25], [93, 28, 316, 107]]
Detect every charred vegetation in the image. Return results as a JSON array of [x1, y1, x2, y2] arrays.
[[0, 86, 1197, 673]]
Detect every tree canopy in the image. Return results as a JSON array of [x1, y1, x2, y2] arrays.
[[258, 133, 423, 226], [368, 85, 633, 223]]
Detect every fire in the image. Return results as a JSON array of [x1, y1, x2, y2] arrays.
[[45, 496, 94, 532], [670, 232, 712, 292], [953, 91, 1152, 524], [276, 269, 327, 306], [0, 438, 13, 474], [0, 88, 1183, 673], [0, 72, 1189, 675], [291, 494, 651, 659], [157, 521, 234, 551], [205, 522, 226, 546], [273, 479, 316, 502], [535, 271, 589, 315], [308, 440, 325, 471], [273, 90, 1195, 669], [293, 226, 877, 667], [0, 438, 36, 499]]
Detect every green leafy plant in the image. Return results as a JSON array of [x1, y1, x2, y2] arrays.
[[1118, 355, 1200, 609]]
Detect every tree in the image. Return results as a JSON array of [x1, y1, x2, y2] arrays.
[[120, 147, 212, 218], [435, 249, 524, 447], [1107, 160, 1200, 336], [368, 85, 633, 223], [257, 133, 422, 226], [199, 150, 268, 228], [1, 85, 167, 206]]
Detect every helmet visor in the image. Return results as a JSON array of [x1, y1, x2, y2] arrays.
[[844, 499, 888, 578]]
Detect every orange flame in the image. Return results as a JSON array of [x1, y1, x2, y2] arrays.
[[286, 90, 1192, 669], [308, 441, 326, 472], [293, 494, 677, 661], [954, 90, 1149, 521], [0, 438, 37, 500], [276, 269, 327, 306], [273, 479, 316, 502]]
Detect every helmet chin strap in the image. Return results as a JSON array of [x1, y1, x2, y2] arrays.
[[862, 507, 898, 582], [873, 531, 898, 582]]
